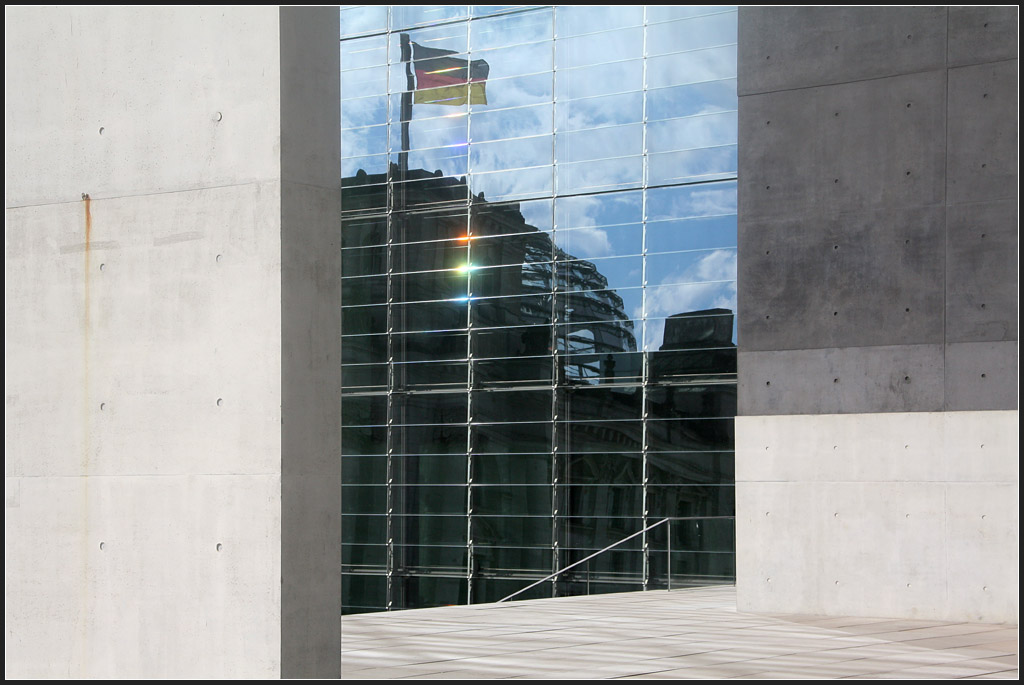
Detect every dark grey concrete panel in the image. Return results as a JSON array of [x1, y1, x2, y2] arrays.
[[739, 206, 945, 352], [946, 200, 1019, 343], [738, 7, 946, 96], [740, 71, 945, 221], [279, 7, 342, 679], [738, 345, 944, 416], [947, 61, 1019, 205], [948, 6, 1019, 67], [945, 341, 1019, 411]]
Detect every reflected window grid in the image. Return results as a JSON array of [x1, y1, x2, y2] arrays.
[[341, 5, 737, 614]]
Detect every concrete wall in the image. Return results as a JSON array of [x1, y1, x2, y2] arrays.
[[5, 7, 340, 677], [736, 7, 1018, 622]]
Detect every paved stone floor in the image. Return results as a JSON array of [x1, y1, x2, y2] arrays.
[[341, 586, 1018, 679]]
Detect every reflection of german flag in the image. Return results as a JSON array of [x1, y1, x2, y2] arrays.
[[412, 42, 489, 106]]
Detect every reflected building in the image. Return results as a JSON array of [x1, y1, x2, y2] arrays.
[[342, 164, 737, 612]]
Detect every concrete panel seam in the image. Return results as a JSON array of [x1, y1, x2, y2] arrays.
[[4, 180, 276, 211], [737, 65, 950, 99]]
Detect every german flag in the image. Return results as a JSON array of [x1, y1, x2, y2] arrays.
[[412, 42, 489, 106]]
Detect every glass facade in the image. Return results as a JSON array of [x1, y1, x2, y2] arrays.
[[340, 5, 738, 613]]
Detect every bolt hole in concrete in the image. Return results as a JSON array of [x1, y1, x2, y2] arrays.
[[216, 543, 223, 552], [765, 381, 770, 386], [216, 398, 223, 407], [214, 111, 223, 122], [833, 378, 839, 383], [98, 127, 104, 135], [833, 311, 838, 316], [100, 403, 105, 411], [99, 542, 105, 551], [216, 254, 223, 263], [765, 511, 770, 516], [99, 263, 105, 271], [906, 102, 912, 108]]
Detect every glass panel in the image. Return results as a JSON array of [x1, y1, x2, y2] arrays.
[[474, 485, 553, 515], [647, 6, 737, 24], [342, 574, 386, 613], [389, 485, 468, 515], [472, 578, 551, 604], [391, 300, 469, 333], [472, 324, 551, 359], [471, 292, 553, 328], [472, 197, 552, 235], [556, 123, 643, 164], [647, 112, 737, 153], [341, 363, 388, 391], [646, 484, 735, 518], [472, 389, 553, 423], [342, 64, 389, 98], [393, 576, 467, 611], [342, 93, 389, 130], [646, 248, 738, 288], [470, 103, 553, 143], [342, 515, 386, 545], [470, 40, 553, 79], [474, 453, 552, 484], [342, 245, 386, 278], [562, 485, 642, 519], [341, 35, 389, 71], [555, 224, 642, 261], [646, 418, 734, 452], [390, 330, 468, 362], [557, 157, 644, 194], [647, 46, 737, 89], [648, 146, 738, 186], [341, 304, 386, 336], [391, 515, 468, 545], [340, 5, 388, 38], [472, 421, 553, 453], [392, 545, 467, 573], [343, 485, 386, 514], [647, 451, 735, 485], [392, 6, 470, 31], [470, 135, 552, 173], [646, 215, 737, 255], [341, 274, 386, 306], [341, 153, 389, 178], [474, 516, 552, 547], [558, 351, 643, 385], [342, 425, 386, 455], [556, 60, 642, 100], [567, 452, 642, 485], [342, 395, 387, 426], [646, 12, 738, 57], [393, 360, 468, 389], [555, 91, 644, 132], [555, 6, 643, 38], [647, 384, 737, 419], [647, 80, 737, 122], [557, 420, 642, 453], [341, 174, 388, 213], [341, 455, 387, 485], [644, 286, 737, 343], [473, 356, 553, 387], [557, 288, 643, 329], [559, 386, 642, 422], [555, 27, 642, 69], [389, 392, 467, 424], [470, 166, 553, 202], [470, 9, 552, 50], [343, 543, 387, 568], [393, 424, 468, 455], [387, 454, 468, 484], [341, 214, 387, 248], [557, 255, 642, 293], [647, 181, 737, 221]]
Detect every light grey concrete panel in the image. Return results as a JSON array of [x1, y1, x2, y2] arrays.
[[736, 411, 1019, 485], [740, 72, 946, 221], [736, 479, 1017, 623], [4, 185, 282, 479], [4, 7, 281, 207], [738, 345, 944, 416], [739, 207, 945, 352], [948, 6, 1019, 67], [946, 200, 1019, 343], [3, 474, 281, 678], [279, 8, 341, 680], [947, 61, 1019, 205], [738, 7, 946, 95], [944, 341, 1019, 411]]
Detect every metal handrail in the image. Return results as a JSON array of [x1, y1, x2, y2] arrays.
[[496, 515, 735, 603]]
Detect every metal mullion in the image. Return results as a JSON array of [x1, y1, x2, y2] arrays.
[[382, 9, 396, 613], [548, 8, 560, 598], [640, 4, 651, 593]]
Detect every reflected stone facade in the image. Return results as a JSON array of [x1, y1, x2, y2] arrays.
[[340, 6, 739, 613]]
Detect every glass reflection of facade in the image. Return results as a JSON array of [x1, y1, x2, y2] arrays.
[[340, 5, 738, 613]]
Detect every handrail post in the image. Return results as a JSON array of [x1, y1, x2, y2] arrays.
[[667, 519, 672, 592]]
